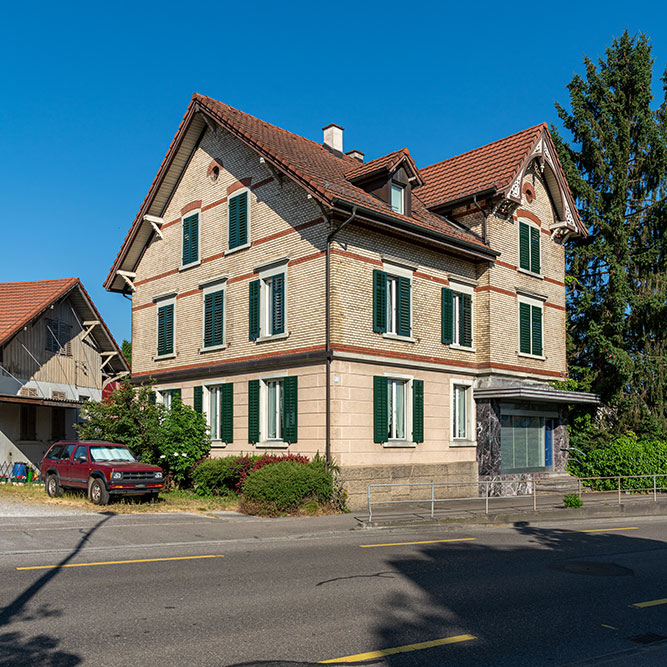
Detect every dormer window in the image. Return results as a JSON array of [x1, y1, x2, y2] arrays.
[[391, 184, 405, 214]]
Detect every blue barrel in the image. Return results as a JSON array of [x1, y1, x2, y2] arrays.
[[12, 463, 27, 479]]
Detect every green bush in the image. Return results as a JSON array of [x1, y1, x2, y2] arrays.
[[563, 493, 583, 508], [242, 461, 334, 513], [191, 458, 241, 497], [568, 431, 667, 490]]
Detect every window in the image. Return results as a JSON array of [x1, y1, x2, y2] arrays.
[[207, 384, 233, 442], [518, 297, 543, 357], [156, 300, 175, 357], [73, 445, 88, 462], [228, 191, 249, 250], [51, 407, 66, 441], [158, 388, 181, 409], [248, 376, 298, 445], [442, 286, 473, 347], [20, 405, 36, 440], [45, 319, 72, 355], [203, 287, 225, 349], [373, 376, 423, 444], [519, 221, 541, 274], [182, 212, 199, 266], [249, 263, 287, 340], [501, 413, 554, 472], [373, 267, 411, 338], [390, 184, 405, 214], [452, 385, 468, 439]]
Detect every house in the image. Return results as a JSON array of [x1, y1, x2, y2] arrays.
[[105, 94, 598, 508], [0, 278, 129, 468]]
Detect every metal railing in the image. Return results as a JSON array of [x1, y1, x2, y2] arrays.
[[367, 473, 667, 521]]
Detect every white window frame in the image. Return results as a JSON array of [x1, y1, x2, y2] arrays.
[[226, 189, 252, 255], [517, 218, 542, 278], [256, 260, 289, 342], [258, 372, 289, 448], [517, 292, 546, 360], [180, 209, 202, 271], [391, 183, 405, 215], [449, 280, 475, 351], [153, 294, 176, 360], [383, 372, 416, 448], [381, 261, 414, 342], [200, 277, 228, 353], [156, 386, 178, 409], [449, 378, 475, 446]]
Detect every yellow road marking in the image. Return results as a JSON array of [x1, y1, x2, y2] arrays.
[[319, 634, 476, 663], [17, 554, 224, 571], [360, 537, 476, 548], [630, 598, 667, 609], [571, 527, 639, 533]]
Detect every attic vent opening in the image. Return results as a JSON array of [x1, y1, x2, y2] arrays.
[[207, 160, 222, 183]]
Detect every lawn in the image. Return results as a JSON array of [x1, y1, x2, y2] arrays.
[[0, 482, 240, 515]]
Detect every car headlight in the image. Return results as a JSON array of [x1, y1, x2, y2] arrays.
[[111, 471, 122, 480], [154, 471, 163, 479]]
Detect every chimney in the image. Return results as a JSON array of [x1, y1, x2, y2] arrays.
[[322, 123, 344, 154], [345, 149, 365, 163]]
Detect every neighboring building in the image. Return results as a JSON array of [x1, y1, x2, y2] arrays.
[[105, 94, 597, 507], [0, 278, 129, 466]]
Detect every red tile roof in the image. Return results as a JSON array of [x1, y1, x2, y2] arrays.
[[417, 124, 546, 208], [345, 148, 415, 182], [0, 278, 79, 346]]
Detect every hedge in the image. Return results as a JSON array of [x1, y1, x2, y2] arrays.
[[568, 432, 667, 491]]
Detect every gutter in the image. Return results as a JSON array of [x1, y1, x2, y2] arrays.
[[324, 206, 357, 471]]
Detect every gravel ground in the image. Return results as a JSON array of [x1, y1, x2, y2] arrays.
[[0, 498, 94, 517]]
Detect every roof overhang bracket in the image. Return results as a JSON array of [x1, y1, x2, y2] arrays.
[[100, 351, 118, 372], [117, 270, 136, 292], [82, 320, 100, 340], [258, 156, 285, 186], [143, 215, 164, 240]]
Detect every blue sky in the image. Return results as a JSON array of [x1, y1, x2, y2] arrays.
[[2, 0, 666, 343]]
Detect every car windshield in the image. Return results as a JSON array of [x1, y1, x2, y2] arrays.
[[89, 446, 137, 462]]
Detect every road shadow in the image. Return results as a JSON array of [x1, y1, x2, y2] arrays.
[[0, 513, 114, 666]]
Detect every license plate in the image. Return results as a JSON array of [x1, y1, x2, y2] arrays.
[[135, 484, 146, 489]]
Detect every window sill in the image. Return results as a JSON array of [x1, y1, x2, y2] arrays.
[[382, 440, 417, 448], [517, 267, 543, 280], [450, 439, 477, 448], [179, 260, 201, 272], [517, 352, 546, 361], [256, 440, 289, 449], [153, 353, 176, 361], [210, 440, 228, 448], [255, 331, 290, 344], [382, 333, 416, 343], [199, 343, 228, 354], [449, 344, 476, 353], [225, 242, 251, 256]]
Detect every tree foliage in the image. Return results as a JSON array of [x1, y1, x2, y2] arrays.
[[552, 31, 667, 438]]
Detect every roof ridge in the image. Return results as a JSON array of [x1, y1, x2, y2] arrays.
[[421, 123, 546, 174], [0, 277, 78, 288], [194, 93, 358, 163]]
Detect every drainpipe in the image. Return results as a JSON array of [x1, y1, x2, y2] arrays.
[[472, 194, 487, 243], [325, 206, 357, 471]]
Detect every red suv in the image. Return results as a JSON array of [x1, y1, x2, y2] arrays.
[[41, 441, 164, 505]]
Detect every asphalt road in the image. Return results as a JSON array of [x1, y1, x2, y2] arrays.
[[2, 510, 667, 666]]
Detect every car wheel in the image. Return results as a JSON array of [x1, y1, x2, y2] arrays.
[[89, 478, 110, 506], [45, 474, 63, 498]]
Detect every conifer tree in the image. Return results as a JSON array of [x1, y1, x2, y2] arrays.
[[552, 31, 667, 438]]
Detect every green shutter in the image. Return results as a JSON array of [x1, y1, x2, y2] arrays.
[[182, 213, 199, 266], [172, 389, 181, 404], [519, 302, 532, 354], [248, 380, 259, 443], [238, 192, 248, 246], [193, 386, 203, 413], [531, 305, 543, 356], [283, 376, 298, 444], [203, 294, 214, 347], [373, 270, 387, 333], [461, 293, 472, 347], [271, 274, 285, 335], [519, 222, 530, 271], [157, 304, 174, 356], [373, 376, 388, 443], [397, 277, 411, 337], [229, 192, 248, 250], [203, 290, 224, 347], [530, 226, 541, 274], [441, 288, 454, 344], [249, 280, 260, 340], [412, 379, 424, 443], [221, 383, 234, 443]]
